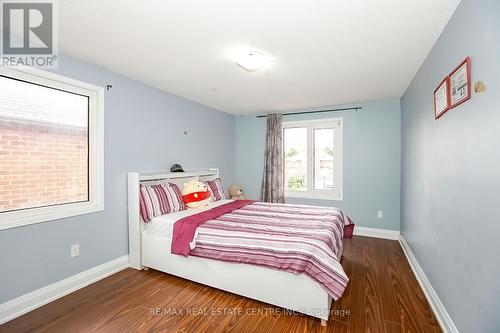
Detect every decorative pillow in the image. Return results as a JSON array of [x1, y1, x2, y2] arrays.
[[206, 178, 225, 201], [181, 179, 212, 209], [206, 184, 215, 199], [139, 183, 185, 222]]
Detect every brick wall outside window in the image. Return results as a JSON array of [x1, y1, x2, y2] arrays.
[[0, 117, 88, 212]]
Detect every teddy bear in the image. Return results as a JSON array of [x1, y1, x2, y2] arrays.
[[229, 183, 245, 200], [181, 179, 212, 209]]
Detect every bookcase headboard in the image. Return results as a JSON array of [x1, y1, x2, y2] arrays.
[[127, 168, 219, 269]]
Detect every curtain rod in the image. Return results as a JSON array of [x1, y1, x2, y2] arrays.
[[256, 106, 361, 118]]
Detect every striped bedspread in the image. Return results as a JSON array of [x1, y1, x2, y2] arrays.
[[186, 201, 351, 300]]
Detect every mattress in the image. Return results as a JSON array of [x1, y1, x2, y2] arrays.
[[146, 199, 233, 238]]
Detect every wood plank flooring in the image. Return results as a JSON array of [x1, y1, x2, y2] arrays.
[[0, 236, 441, 333]]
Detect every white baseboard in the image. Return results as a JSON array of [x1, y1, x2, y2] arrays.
[[353, 226, 400, 240], [398, 236, 458, 333], [0, 255, 129, 325]]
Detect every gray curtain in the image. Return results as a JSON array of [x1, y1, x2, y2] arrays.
[[260, 114, 285, 203]]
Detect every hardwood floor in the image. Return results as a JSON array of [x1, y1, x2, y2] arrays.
[[0, 236, 441, 333]]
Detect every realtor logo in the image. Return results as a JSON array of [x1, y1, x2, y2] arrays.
[[1, 0, 58, 68]]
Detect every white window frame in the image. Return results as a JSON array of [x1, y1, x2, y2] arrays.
[[0, 66, 104, 230], [283, 118, 343, 201]]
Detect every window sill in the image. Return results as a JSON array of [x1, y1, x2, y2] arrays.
[[284, 191, 343, 201], [0, 201, 104, 231]]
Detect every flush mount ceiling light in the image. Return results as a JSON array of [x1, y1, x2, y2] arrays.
[[235, 50, 271, 72]]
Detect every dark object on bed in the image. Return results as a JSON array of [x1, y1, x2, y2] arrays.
[[344, 224, 355, 239], [170, 164, 184, 172]]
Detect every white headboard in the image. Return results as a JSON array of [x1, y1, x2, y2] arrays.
[[127, 168, 219, 269]]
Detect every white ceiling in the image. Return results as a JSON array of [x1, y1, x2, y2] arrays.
[[58, 0, 460, 115]]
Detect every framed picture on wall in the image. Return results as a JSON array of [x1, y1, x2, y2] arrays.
[[449, 57, 471, 108], [434, 76, 450, 119]]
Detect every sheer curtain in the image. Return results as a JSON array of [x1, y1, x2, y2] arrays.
[[260, 114, 285, 203]]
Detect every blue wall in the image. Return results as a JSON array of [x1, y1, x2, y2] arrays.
[[235, 100, 401, 231], [401, 0, 500, 331], [0, 55, 235, 303]]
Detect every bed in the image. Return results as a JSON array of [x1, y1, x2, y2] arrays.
[[128, 169, 350, 326]]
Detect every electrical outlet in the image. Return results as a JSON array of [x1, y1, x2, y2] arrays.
[[377, 211, 384, 219], [71, 244, 80, 258]]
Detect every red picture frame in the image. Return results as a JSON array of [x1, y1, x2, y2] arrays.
[[449, 57, 471, 109], [434, 76, 450, 119]]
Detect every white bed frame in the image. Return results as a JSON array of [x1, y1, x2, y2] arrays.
[[128, 169, 340, 326]]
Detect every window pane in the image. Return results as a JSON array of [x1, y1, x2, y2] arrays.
[[0, 75, 89, 213], [284, 127, 307, 191], [314, 128, 334, 190]]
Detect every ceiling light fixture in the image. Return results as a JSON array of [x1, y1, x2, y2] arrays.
[[235, 50, 271, 72]]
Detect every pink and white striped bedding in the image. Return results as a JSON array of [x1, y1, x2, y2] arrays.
[[171, 201, 352, 300], [140, 183, 185, 222], [206, 178, 225, 201]]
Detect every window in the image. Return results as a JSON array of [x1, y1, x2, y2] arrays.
[[0, 67, 104, 230], [283, 119, 343, 200]]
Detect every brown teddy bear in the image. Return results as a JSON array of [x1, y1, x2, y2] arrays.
[[229, 183, 245, 200]]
